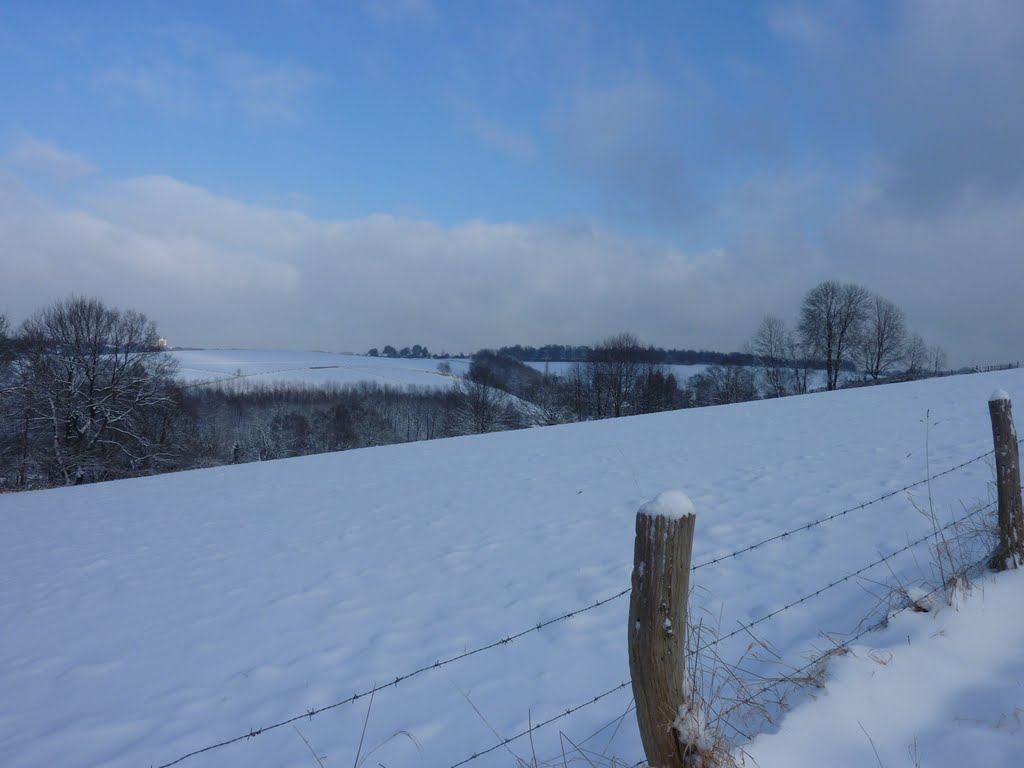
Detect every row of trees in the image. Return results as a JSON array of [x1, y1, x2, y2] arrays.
[[562, 334, 685, 419], [0, 298, 537, 489], [367, 344, 436, 359], [464, 335, 689, 424], [748, 281, 946, 396], [179, 381, 511, 466], [496, 343, 758, 367], [0, 287, 955, 491]]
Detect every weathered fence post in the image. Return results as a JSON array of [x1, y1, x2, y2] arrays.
[[628, 491, 697, 768], [989, 391, 1024, 570]]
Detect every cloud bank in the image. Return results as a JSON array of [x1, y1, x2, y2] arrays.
[[0, 166, 736, 354], [3, 143, 1021, 367]]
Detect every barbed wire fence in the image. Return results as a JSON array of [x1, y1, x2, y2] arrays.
[[151, 445, 1013, 768], [716, 543, 998, 759], [442, 499, 1000, 768]]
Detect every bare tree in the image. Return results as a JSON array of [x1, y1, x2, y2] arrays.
[[564, 361, 593, 421], [859, 295, 908, 381], [688, 365, 757, 407], [747, 315, 797, 398], [590, 333, 652, 418], [785, 331, 811, 395], [0, 311, 12, 377], [930, 344, 948, 375], [450, 377, 511, 435], [903, 333, 929, 378], [561, 334, 671, 420], [797, 281, 870, 390], [0, 312, 10, 354], [0, 311, 26, 487], [16, 297, 180, 485]]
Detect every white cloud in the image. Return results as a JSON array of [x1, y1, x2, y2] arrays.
[[95, 25, 322, 121], [711, 166, 1024, 366], [4, 139, 1021, 367], [0, 164, 734, 354], [3, 137, 96, 181]]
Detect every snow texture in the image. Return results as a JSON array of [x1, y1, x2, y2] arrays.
[[674, 675, 712, 755], [674, 702, 712, 755], [747, 568, 1024, 767], [172, 348, 470, 390], [990, 388, 1011, 402], [172, 350, 854, 395], [1, 369, 1022, 768], [638, 490, 695, 520]]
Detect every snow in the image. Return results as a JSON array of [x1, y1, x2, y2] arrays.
[[1, 369, 1023, 768], [170, 351, 857, 396], [990, 388, 1011, 402], [171, 349, 470, 389], [638, 490, 695, 520], [747, 568, 1024, 767], [674, 703, 712, 755]]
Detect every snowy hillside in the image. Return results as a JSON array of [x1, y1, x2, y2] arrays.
[[2, 369, 1023, 768], [172, 349, 470, 389], [171, 349, 711, 393], [171, 348, 846, 396]]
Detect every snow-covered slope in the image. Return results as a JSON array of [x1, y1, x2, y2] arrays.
[[172, 349, 469, 389], [171, 349, 834, 395], [747, 567, 1024, 767], [2, 369, 1022, 768]]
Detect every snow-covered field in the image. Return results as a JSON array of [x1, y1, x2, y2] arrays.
[[171, 349, 708, 392], [2, 369, 1023, 768], [172, 349, 470, 389], [170, 348, 844, 394]]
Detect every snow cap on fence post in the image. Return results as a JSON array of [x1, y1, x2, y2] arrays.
[[638, 490, 696, 520], [629, 491, 698, 768]]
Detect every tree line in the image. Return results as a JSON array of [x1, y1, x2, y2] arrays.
[[494, 343, 763, 368], [367, 344, 440, 359], [0, 285, 954, 491], [0, 298, 532, 490], [747, 280, 946, 397]]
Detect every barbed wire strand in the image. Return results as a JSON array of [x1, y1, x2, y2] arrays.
[[697, 501, 996, 651], [719, 546, 997, 750], [447, 681, 634, 768], [151, 454, 1005, 768], [691, 447, 996, 570], [152, 587, 631, 768], [442, 501, 997, 768]]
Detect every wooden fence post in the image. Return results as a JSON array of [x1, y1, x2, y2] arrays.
[[989, 391, 1024, 570], [628, 491, 697, 768]]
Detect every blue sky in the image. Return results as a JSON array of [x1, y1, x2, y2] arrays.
[[2, 1, 1022, 365]]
